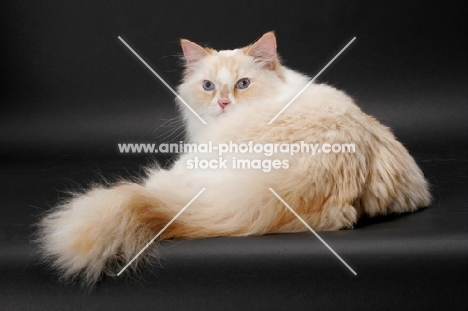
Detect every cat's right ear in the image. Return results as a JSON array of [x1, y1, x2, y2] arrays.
[[180, 39, 210, 70]]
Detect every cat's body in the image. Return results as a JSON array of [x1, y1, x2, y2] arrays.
[[38, 32, 431, 285]]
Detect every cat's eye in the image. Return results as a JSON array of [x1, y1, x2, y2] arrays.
[[236, 78, 250, 90], [203, 80, 215, 91]]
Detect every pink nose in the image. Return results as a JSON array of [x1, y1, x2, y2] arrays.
[[218, 98, 231, 108]]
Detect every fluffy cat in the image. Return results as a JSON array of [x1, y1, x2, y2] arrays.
[[37, 32, 431, 286]]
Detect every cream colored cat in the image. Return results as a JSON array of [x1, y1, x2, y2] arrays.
[[38, 32, 431, 285]]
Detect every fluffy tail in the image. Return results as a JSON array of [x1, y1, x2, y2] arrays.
[[36, 182, 218, 286]]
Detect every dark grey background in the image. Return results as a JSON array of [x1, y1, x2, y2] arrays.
[[1, 1, 467, 310], [2, 0, 466, 157]]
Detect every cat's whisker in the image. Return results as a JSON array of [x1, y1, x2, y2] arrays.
[[155, 124, 186, 141], [169, 129, 186, 142], [152, 116, 186, 136]]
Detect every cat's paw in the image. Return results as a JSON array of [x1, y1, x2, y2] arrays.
[[320, 205, 358, 230]]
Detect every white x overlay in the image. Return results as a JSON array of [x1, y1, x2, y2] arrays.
[[117, 35, 357, 277]]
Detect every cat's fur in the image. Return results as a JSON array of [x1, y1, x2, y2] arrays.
[[37, 32, 431, 286]]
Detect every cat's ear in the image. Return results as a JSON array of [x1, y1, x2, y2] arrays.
[[180, 39, 210, 69], [246, 31, 278, 69]]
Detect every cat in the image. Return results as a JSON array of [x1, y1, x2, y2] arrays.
[[37, 31, 431, 286]]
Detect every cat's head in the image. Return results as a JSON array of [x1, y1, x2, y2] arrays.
[[177, 32, 286, 121]]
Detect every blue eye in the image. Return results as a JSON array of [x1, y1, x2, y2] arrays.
[[203, 80, 215, 91], [236, 78, 250, 89]]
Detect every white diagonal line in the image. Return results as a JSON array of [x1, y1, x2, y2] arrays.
[[117, 188, 206, 276], [118, 36, 207, 125], [268, 188, 357, 276], [268, 37, 356, 124]]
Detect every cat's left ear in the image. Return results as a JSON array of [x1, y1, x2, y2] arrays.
[[246, 31, 278, 70], [180, 39, 210, 70]]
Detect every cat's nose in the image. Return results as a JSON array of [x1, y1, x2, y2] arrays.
[[218, 98, 231, 109]]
